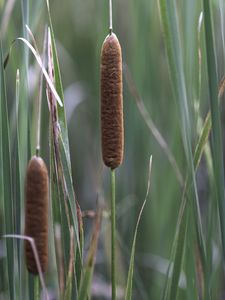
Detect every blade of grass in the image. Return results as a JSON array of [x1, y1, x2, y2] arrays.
[[203, 0, 225, 261], [0, 45, 5, 297], [74, 202, 84, 291], [3, 234, 49, 300], [15, 69, 25, 299], [0, 44, 15, 300], [160, 186, 188, 300], [3, 37, 63, 108], [125, 156, 152, 300], [168, 207, 188, 300], [46, 26, 80, 297], [45, 1, 81, 253], [50, 136, 66, 297], [63, 227, 74, 300], [158, 1, 207, 298], [78, 209, 102, 300], [17, 37, 63, 107], [124, 64, 183, 187]]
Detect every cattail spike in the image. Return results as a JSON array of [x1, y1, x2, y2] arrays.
[[100, 33, 124, 169], [24, 156, 49, 274]]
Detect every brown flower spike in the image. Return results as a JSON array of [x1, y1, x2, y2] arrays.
[[24, 156, 49, 274], [100, 33, 124, 169]]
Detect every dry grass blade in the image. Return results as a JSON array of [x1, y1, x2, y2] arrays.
[[25, 24, 39, 54], [219, 75, 225, 98], [3, 234, 49, 300], [46, 28, 72, 232], [17, 37, 63, 107], [124, 64, 183, 186], [46, 28, 60, 181]]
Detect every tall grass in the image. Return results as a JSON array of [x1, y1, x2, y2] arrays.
[[1, 0, 225, 299]]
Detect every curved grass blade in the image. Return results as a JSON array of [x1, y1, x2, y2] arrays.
[[125, 156, 152, 300], [3, 234, 49, 300], [17, 37, 63, 107], [4, 37, 63, 107]]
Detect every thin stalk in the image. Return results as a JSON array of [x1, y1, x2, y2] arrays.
[[34, 277, 39, 300], [35, 75, 42, 157], [35, 29, 47, 157], [111, 169, 116, 300], [109, 0, 113, 34]]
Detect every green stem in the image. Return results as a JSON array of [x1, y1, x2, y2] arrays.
[[111, 169, 116, 300], [34, 277, 39, 300]]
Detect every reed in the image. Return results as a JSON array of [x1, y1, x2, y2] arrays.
[[100, 3, 124, 296]]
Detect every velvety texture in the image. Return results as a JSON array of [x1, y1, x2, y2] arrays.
[[24, 156, 49, 274], [100, 33, 124, 169]]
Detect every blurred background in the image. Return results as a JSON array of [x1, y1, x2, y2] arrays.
[[1, 0, 225, 299]]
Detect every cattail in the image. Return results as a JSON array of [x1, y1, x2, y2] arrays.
[[24, 156, 49, 274], [100, 33, 124, 169]]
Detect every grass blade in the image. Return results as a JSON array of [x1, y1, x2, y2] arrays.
[[158, 1, 207, 298], [125, 156, 152, 300], [78, 209, 102, 300], [63, 227, 74, 300], [0, 45, 15, 300], [203, 0, 225, 260], [45, 3, 80, 250], [124, 64, 183, 186]]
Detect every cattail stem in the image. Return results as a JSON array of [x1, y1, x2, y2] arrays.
[[109, 0, 113, 34], [111, 169, 116, 299], [36, 29, 47, 157], [34, 277, 39, 300], [36, 72, 42, 157]]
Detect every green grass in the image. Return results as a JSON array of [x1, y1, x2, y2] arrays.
[[1, 0, 225, 299]]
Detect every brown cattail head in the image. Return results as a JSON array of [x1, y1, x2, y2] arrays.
[[24, 156, 49, 275], [100, 33, 124, 169]]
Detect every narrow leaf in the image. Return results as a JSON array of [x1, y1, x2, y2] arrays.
[[125, 156, 152, 300], [78, 209, 102, 300]]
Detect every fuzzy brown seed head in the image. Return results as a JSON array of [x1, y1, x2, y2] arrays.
[[24, 156, 49, 275], [100, 33, 124, 169]]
